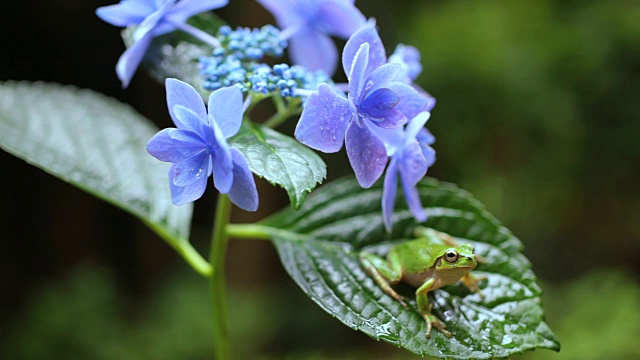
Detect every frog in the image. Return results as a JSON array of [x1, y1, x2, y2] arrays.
[[359, 227, 483, 338]]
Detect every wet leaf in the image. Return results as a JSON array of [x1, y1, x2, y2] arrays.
[[0, 82, 205, 273], [229, 123, 326, 210], [261, 177, 560, 359]]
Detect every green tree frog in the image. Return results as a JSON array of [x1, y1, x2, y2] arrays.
[[359, 227, 483, 338]]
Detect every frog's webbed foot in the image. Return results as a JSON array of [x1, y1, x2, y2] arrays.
[[461, 273, 486, 298], [422, 305, 452, 338]]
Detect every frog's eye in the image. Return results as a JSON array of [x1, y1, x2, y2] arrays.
[[444, 249, 459, 263]]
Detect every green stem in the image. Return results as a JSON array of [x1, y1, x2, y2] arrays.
[[226, 223, 272, 240], [142, 219, 212, 277], [263, 97, 302, 128], [210, 194, 232, 360]]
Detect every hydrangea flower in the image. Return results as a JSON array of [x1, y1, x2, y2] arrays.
[[295, 25, 428, 187], [146, 78, 258, 211], [389, 43, 437, 112], [96, 0, 229, 87], [257, 0, 366, 75], [372, 111, 435, 231]]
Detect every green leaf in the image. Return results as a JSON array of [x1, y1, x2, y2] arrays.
[[229, 123, 326, 210], [122, 13, 226, 94], [0, 81, 209, 276], [259, 177, 560, 359]]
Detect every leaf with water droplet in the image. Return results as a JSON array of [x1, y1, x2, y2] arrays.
[[258, 177, 560, 359], [229, 123, 326, 210], [0, 82, 198, 271]]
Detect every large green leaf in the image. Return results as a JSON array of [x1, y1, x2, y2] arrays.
[[0, 81, 208, 275], [259, 177, 559, 359], [229, 123, 326, 210]]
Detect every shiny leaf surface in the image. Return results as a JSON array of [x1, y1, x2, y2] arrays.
[[229, 123, 326, 210], [0, 82, 202, 272], [262, 177, 560, 359]]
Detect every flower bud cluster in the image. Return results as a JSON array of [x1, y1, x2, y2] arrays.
[[199, 26, 330, 97]]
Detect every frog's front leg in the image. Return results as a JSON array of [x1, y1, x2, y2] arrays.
[[359, 252, 408, 309], [461, 273, 486, 297], [416, 279, 452, 338]]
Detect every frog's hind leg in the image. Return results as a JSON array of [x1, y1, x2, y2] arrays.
[[359, 252, 408, 309], [416, 279, 452, 338]]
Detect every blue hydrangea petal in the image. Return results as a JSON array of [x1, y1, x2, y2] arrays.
[[401, 178, 427, 223], [345, 120, 388, 188], [405, 111, 431, 140], [359, 87, 399, 119], [209, 119, 234, 194], [399, 142, 428, 222], [96, 2, 152, 27], [168, 163, 209, 206], [316, 0, 366, 38], [132, 0, 174, 40], [208, 86, 243, 139], [226, 148, 259, 211], [369, 126, 404, 155], [256, 0, 298, 28], [146, 128, 206, 163], [348, 43, 369, 101], [166, 0, 229, 24], [420, 142, 436, 168], [289, 28, 338, 75], [173, 150, 210, 187], [417, 127, 435, 145], [399, 141, 428, 187], [382, 156, 399, 232], [295, 83, 352, 153], [115, 29, 154, 88], [172, 105, 209, 137], [363, 63, 404, 97], [389, 44, 422, 82], [166, 78, 208, 127], [342, 25, 387, 81], [385, 82, 429, 120]]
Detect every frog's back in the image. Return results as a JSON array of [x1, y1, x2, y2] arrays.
[[389, 238, 449, 274]]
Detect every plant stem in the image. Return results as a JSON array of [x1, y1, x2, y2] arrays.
[[226, 223, 272, 240], [210, 194, 232, 360], [263, 97, 302, 128], [143, 219, 212, 277]]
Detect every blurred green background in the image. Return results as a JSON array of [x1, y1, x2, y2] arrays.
[[1, 0, 639, 359]]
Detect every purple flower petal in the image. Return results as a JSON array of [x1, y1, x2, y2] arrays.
[[210, 120, 234, 193], [385, 82, 428, 120], [226, 148, 259, 211], [288, 28, 338, 75], [420, 142, 436, 168], [167, 0, 229, 24], [166, 78, 207, 127], [96, 1, 153, 27], [256, 0, 298, 28], [382, 157, 399, 232], [348, 43, 369, 101], [208, 86, 243, 139], [295, 83, 352, 153], [417, 128, 435, 145], [399, 142, 428, 187], [345, 120, 388, 188], [316, 0, 366, 38], [146, 128, 206, 163], [168, 163, 209, 205], [342, 25, 387, 81], [363, 63, 404, 96], [115, 28, 154, 88], [173, 150, 210, 187], [405, 111, 431, 140], [172, 105, 210, 138], [359, 87, 399, 119]]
